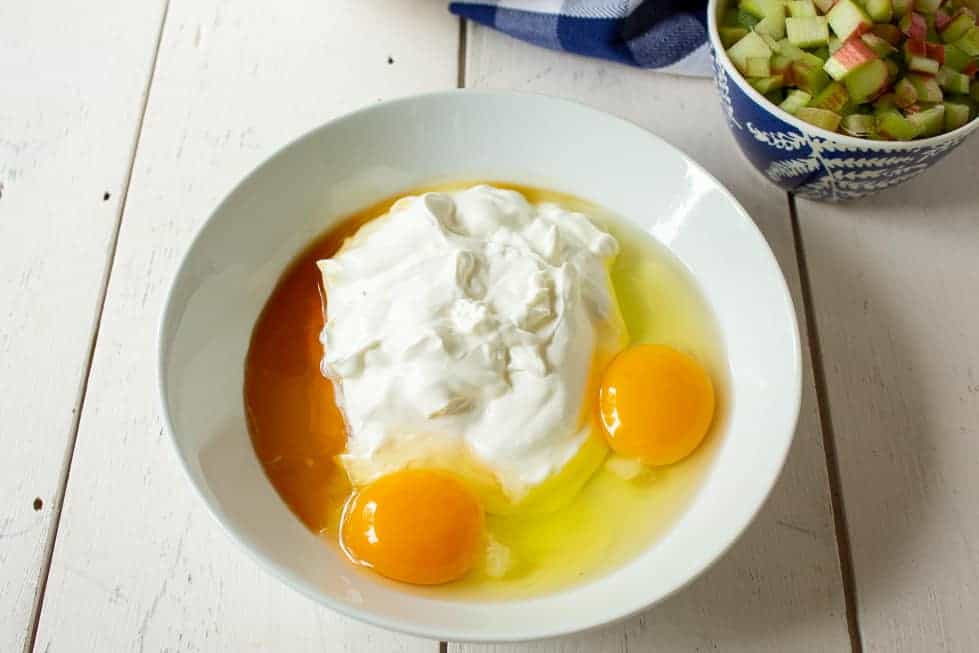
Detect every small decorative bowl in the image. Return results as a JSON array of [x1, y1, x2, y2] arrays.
[[706, 0, 979, 202]]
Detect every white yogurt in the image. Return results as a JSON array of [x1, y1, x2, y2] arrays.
[[318, 185, 625, 500]]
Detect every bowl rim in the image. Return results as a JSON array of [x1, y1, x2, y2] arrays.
[[156, 89, 804, 642], [706, 0, 979, 150]]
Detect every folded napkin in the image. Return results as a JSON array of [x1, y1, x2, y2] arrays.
[[449, 1, 712, 77]]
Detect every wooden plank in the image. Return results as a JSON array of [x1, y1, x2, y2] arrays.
[[32, 2, 457, 651], [795, 141, 979, 652], [457, 25, 853, 652], [0, 3, 168, 651]]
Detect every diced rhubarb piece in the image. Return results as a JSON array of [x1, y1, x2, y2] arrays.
[[786, 16, 831, 46], [955, 26, 979, 55], [861, 32, 898, 55], [963, 60, 978, 77], [900, 12, 929, 39], [814, 0, 837, 12], [829, 35, 844, 53], [927, 42, 946, 62], [905, 104, 946, 134], [775, 38, 808, 58], [876, 108, 923, 138], [797, 106, 844, 129], [842, 113, 878, 134], [811, 80, 853, 109], [938, 65, 972, 91], [905, 38, 929, 57], [824, 35, 879, 78], [738, 9, 762, 28], [740, 0, 786, 19], [872, 23, 904, 44], [943, 42, 973, 70], [756, 4, 788, 38], [772, 53, 796, 72], [867, 0, 895, 21], [914, 0, 944, 13], [791, 52, 833, 92], [788, 0, 819, 15], [780, 88, 814, 112], [746, 56, 774, 76], [895, 76, 921, 105], [753, 74, 787, 92], [940, 10, 977, 42], [935, 8, 953, 31], [727, 31, 774, 74], [844, 58, 891, 101], [908, 71, 946, 100], [721, 26, 750, 47], [908, 54, 942, 73], [874, 93, 899, 112], [893, 0, 912, 17], [828, 0, 874, 40], [943, 100, 973, 128], [812, 45, 831, 58]]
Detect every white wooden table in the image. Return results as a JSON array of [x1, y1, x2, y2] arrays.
[[3, 2, 977, 651]]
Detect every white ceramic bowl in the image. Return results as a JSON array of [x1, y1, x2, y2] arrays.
[[158, 90, 802, 642]]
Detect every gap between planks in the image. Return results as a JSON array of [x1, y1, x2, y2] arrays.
[[788, 192, 863, 653], [23, 3, 173, 652]]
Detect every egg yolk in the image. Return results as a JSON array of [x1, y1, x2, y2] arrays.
[[599, 344, 715, 467], [340, 469, 485, 585]]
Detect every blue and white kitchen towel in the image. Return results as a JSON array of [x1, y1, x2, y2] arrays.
[[449, 1, 711, 76]]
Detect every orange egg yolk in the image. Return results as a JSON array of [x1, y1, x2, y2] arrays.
[[340, 469, 485, 585], [599, 344, 715, 467]]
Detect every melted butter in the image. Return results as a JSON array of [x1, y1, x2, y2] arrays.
[[244, 182, 728, 599]]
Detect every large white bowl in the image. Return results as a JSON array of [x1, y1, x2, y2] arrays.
[[158, 90, 802, 642]]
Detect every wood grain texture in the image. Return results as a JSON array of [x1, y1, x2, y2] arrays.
[[0, 2, 168, 651], [796, 141, 979, 652], [32, 1, 456, 651], [456, 25, 853, 653]]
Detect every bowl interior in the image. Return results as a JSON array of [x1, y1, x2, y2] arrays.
[[159, 91, 801, 642]]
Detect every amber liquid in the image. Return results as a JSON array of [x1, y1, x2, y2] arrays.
[[245, 182, 727, 598]]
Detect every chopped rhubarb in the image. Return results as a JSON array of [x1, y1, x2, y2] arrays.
[[828, 0, 875, 40], [811, 80, 853, 110], [825, 36, 880, 79], [895, 76, 921, 105], [907, 72, 946, 100], [756, 4, 788, 39], [943, 101, 972, 129], [872, 23, 905, 44], [842, 113, 879, 134], [934, 9, 952, 32], [905, 104, 946, 135], [908, 54, 942, 72], [862, 32, 899, 55], [940, 10, 977, 43], [788, 0, 819, 16], [900, 12, 928, 39], [943, 42, 973, 70], [780, 88, 814, 113], [956, 27, 979, 56], [797, 106, 844, 129], [844, 58, 892, 101], [787, 16, 831, 46], [728, 31, 774, 74], [937, 66, 972, 92], [867, 0, 895, 22], [927, 42, 946, 62], [876, 108, 922, 138], [913, 0, 944, 14]]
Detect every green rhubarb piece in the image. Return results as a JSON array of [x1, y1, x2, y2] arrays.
[[842, 112, 879, 134], [874, 92, 899, 112], [867, 0, 895, 21], [780, 88, 814, 112], [721, 26, 750, 47], [955, 26, 979, 55], [828, 0, 874, 40], [876, 108, 923, 137], [938, 66, 972, 93], [906, 104, 946, 135], [829, 35, 844, 53], [824, 37, 880, 80], [811, 80, 852, 110], [727, 31, 775, 74], [740, 0, 786, 19], [908, 54, 942, 73], [941, 11, 976, 42], [943, 100, 973, 128], [797, 106, 844, 129], [757, 5, 788, 39], [812, 45, 832, 59], [861, 32, 898, 55], [738, 9, 762, 28], [844, 59, 891, 102], [772, 52, 797, 72], [786, 16, 831, 47], [776, 38, 808, 58], [751, 73, 783, 93], [788, 0, 819, 15], [893, 0, 913, 16], [792, 54, 833, 92], [895, 76, 921, 105], [943, 42, 973, 69], [914, 0, 943, 12], [746, 56, 774, 76], [908, 71, 946, 100]]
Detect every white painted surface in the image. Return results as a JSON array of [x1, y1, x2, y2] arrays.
[[0, 2, 167, 651], [31, 1, 455, 651], [796, 141, 979, 653], [455, 24, 851, 653]]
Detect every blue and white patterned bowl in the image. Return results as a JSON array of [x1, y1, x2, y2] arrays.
[[707, 0, 979, 202]]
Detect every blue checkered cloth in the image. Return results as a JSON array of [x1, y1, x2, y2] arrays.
[[449, 1, 711, 76]]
